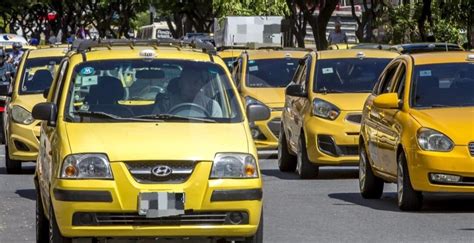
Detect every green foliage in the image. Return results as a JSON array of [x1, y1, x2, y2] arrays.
[[213, 0, 289, 18], [385, 4, 419, 44]]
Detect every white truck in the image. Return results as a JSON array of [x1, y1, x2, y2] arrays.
[[213, 16, 283, 47]]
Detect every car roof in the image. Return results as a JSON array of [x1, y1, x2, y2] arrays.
[[409, 51, 473, 65], [391, 43, 463, 54], [244, 49, 309, 60], [28, 47, 67, 58], [317, 49, 399, 59]]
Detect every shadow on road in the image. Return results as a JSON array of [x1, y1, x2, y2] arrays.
[[329, 192, 474, 213], [261, 167, 358, 180], [15, 189, 36, 201], [0, 164, 36, 175]]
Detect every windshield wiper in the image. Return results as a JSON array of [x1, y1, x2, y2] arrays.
[[134, 114, 217, 123], [73, 111, 153, 122]]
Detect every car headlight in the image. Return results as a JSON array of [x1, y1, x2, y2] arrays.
[[11, 105, 34, 125], [417, 128, 454, 152], [245, 96, 265, 107], [60, 154, 113, 179], [210, 153, 258, 179], [312, 99, 340, 120]]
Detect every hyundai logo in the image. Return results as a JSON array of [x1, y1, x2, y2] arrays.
[[151, 165, 172, 177]]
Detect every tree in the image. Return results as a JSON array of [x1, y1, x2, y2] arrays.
[[349, 0, 386, 42]]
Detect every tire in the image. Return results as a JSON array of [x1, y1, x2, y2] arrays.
[[278, 125, 296, 172], [397, 152, 423, 211], [359, 146, 384, 199], [296, 136, 319, 179], [49, 204, 72, 243], [243, 211, 263, 243], [36, 189, 49, 243], [0, 116, 5, 144], [5, 146, 21, 174]]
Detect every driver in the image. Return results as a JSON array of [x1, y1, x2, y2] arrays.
[[154, 68, 223, 117]]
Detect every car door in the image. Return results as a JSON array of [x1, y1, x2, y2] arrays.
[[378, 62, 407, 175], [37, 59, 68, 208], [365, 61, 400, 173], [283, 57, 306, 152]]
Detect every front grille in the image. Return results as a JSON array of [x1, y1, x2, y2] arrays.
[[125, 161, 196, 184], [267, 118, 281, 138], [469, 143, 474, 156], [317, 135, 358, 157], [72, 212, 249, 226], [345, 114, 362, 124]]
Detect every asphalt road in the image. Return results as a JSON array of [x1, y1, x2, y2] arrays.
[[1, 146, 474, 242]]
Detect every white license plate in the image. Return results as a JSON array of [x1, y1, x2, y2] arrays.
[[138, 192, 185, 218]]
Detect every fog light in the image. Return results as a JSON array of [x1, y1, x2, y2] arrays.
[[430, 173, 461, 183], [80, 213, 93, 224], [251, 128, 261, 139], [229, 212, 243, 225]]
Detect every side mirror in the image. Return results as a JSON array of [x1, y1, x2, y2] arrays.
[[286, 84, 307, 98], [32, 102, 57, 126], [43, 88, 50, 99], [373, 93, 400, 109], [0, 82, 11, 96], [246, 104, 271, 122]]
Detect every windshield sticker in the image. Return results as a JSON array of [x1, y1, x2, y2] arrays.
[[322, 67, 334, 74], [419, 70, 432, 77], [287, 62, 294, 66], [248, 60, 256, 64], [80, 75, 98, 86], [80, 67, 95, 76], [249, 66, 259, 72]]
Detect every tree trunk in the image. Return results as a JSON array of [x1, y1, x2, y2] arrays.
[[418, 0, 432, 41], [317, 1, 338, 50]]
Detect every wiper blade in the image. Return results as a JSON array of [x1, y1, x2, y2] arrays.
[[73, 111, 152, 122], [134, 114, 217, 123]]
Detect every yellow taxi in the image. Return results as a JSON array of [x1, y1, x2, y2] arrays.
[[32, 39, 265, 242], [0, 47, 64, 173], [359, 51, 474, 211], [280, 49, 398, 178], [233, 48, 309, 156]]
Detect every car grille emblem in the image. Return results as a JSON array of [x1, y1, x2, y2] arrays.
[[151, 165, 173, 177]]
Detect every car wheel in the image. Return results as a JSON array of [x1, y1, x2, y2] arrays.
[[277, 125, 296, 172], [296, 136, 318, 179], [359, 146, 384, 199], [5, 145, 21, 174], [0, 117, 5, 144], [36, 189, 49, 243], [49, 204, 72, 243], [243, 210, 263, 243], [397, 152, 423, 211]]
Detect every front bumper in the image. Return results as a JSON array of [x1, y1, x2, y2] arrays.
[[51, 162, 262, 238], [7, 120, 41, 161], [252, 110, 281, 150], [407, 146, 474, 193], [304, 112, 361, 166]]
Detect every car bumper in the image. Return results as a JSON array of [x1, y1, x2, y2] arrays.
[[407, 146, 474, 193], [51, 162, 262, 238], [252, 111, 281, 150], [7, 120, 41, 161], [304, 112, 361, 166]]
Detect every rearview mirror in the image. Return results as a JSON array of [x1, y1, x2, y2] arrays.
[[0, 82, 11, 96], [373, 93, 400, 109], [32, 102, 57, 126], [246, 104, 271, 122], [286, 84, 307, 98]]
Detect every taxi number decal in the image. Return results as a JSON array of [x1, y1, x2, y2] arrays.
[[419, 70, 432, 77], [322, 67, 334, 74]]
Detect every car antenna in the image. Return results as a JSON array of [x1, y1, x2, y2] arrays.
[[445, 41, 448, 52]]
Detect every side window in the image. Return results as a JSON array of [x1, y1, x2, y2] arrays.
[[301, 56, 312, 92], [378, 62, 400, 95], [232, 58, 242, 88], [53, 61, 69, 106], [291, 59, 305, 85], [393, 63, 406, 99]]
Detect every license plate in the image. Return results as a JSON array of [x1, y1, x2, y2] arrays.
[[138, 192, 185, 218]]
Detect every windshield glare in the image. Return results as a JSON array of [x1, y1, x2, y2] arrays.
[[66, 59, 243, 123], [19, 57, 62, 94], [314, 58, 391, 93], [411, 63, 474, 108], [246, 58, 298, 88]]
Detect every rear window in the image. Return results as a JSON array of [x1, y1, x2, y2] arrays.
[[19, 57, 62, 95]]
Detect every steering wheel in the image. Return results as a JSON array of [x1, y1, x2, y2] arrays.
[[168, 103, 210, 117]]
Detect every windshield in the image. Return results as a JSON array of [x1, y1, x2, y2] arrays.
[[411, 63, 474, 108], [19, 57, 62, 95], [246, 58, 298, 88], [65, 59, 243, 123], [313, 58, 391, 93]]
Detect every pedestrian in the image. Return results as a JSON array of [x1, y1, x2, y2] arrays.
[[0, 49, 16, 82], [328, 21, 348, 45]]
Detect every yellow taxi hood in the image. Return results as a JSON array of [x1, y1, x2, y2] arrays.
[[314, 93, 370, 111], [64, 122, 250, 161], [409, 107, 474, 145], [245, 88, 285, 108], [13, 94, 45, 111]]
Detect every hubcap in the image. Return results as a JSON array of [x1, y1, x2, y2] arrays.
[[397, 161, 404, 205], [359, 150, 367, 190]]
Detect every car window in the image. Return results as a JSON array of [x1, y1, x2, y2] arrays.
[[18, 57, 62, 95], [53, 60, 69, 105], [377, 62, 400, 95], [411, 63, 474, 108], [232, 58, 242, 88], [246, 58, 299, 88], [314, 58, 392, 93], [393, 63, 406, 99], [64, 59, 243, 123]]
